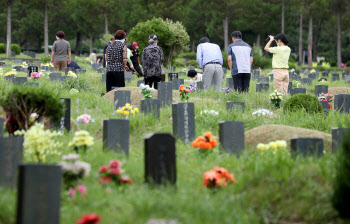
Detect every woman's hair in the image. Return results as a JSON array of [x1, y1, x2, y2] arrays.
[[275, 33, 289, 45], [187, 70, 197, 78], [148, 39, 155, 45], [56, 31, 65, 38], [114, 30, 126, 40]]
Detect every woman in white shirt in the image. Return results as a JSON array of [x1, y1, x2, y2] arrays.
[[187, 70, 203, 84]]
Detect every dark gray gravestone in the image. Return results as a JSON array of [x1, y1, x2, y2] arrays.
[[188, 66, 195, 71], [145, 133, 176, 185], [158, 82, 172, 107], [332, 73, 340, 81], [13, 77, 27, 85], [97, 68, 104, 74], [256, 83, 269, 92], [49, 73, 61, 81], [292, 75, 301, 81], [141, 99, 160, 119], [102, 73, 106, 83], [288, 82, 292, 93], [11, 51, 16, 57], [219, 121, 245, 156], [0, 137, 23, 188], [5, 75, 14, 82], [332, 128, 349, 153], [315, 85, 328, 96], [27, 66, 38, 77], [168, 73, 178, 82], [60, 76, 72, 82], [302, 78, 312, 85], [48, 67, 54, 72], [226, 78, 234, 89], [308, 73, 317, 80], [41, 66, 49, 71], [259, 76, 269, 83], [76, 69, 83, 74], [16, 164, 61, 224], [92, 63, 98, 70], [0, 118, 3, 137], [269, 73, 273, 82], [172, 102, 195, 144], [320, 101, 329, 115], [56, 98, 71, 132], [321, 71, 328, 77], [334, 94, 350, 113], [103, 119, 129, 156], [291, 138, 324, 157], [291, 88, 306, 96], [197, 81, 204, 90], [343, 75, 350, 83], [85, 61, 91, 65], [223, 67, 227, 74], [14, 66, 22, 72], [137, 80, 144, 87], [226, 101, 245, 112], [25, 82, 39, 87], [65, 67, 75, 75], [114, 90, 131, 109], [172, 79, 184, 90], [0, 61, 5, 66], [20, 68, 28, 73], [124, 71, 133, 82]]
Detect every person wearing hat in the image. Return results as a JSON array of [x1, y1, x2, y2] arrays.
[[196, 37, 223, 90], [130, 42, 143, 77], [142, 35, 164, 89]]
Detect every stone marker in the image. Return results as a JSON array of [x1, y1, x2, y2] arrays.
[[60, 76, 71, 82], [219, 121, 245, 156], [291, 88, 306, 96], [226, 78, 234, 89], [291, 138, 324, 157], [14, 66, 22, 72], [188, 66, 195, 71], [288, 82, 292, 93], [343, 75, 350, 83], [315, 85, 328, 96], [223, 67, 227, 74], [302, 78, 312, 85], [332, 128, 349, 153], [259, 76, 269, 83], [103, 119, 129, 156], [25, 82, 39, 87], [97, 68, 104, 74], [308, 73, 317, 80], [321, 71, 328, 77], [20, 68, 28, 73], [141, 99, 160, 119], [92, 63, 98, 70], [172, 102, 195, 143], [5, 75, 14, 82], [13, 77, 27, 85], [332, 73, 340, 81], [197, 81, 204, 90], [55, 98, 71, 132], [320, 101, 329, 115], [269, 73, 274, 82], [292, 75, 301, 81], [226, 101, 245, 112], [172, 79, 184, 90], [256, 83, 269, 92], [334, 94, 350, 113], [0, 118, 3, 137], [0, 61, 5, 66], [0, 137, 23, 188], [124, 71, 133, 82], [114, 90, 131, 109], [144, 133, 176, 185], [49, 73, 61, 81], [48, 67, 54, 72], [27, 66, 38, 77], [158, 82, 172, 107], [16, 164, 61, 224], [102, 73, 106, 82], [41, 66, 49, 71], [65, 67, 75, 75], [168, 73, 178, 82], [137, 80, 144, 87]]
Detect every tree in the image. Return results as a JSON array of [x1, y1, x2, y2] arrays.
[[5, 0, 14, 57]]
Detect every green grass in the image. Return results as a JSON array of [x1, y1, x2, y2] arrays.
[[0, 61, 350, 223]]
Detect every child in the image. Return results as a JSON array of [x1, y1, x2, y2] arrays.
[[187, 70, 203, 84]]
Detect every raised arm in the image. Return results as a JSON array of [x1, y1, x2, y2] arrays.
[[264, 35, 274, 52]]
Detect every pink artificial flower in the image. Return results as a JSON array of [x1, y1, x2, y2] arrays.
[[30, 72, 41, 79], [68, 188, 76, 197], [329, 102, 333, 109], [341, 63, 346, 68], [99, 165, 108, 174], [77, 185, 87, 196], [109, 168, 121, 175], [99, 176, 112, 184], [109, 160, 122, 169]]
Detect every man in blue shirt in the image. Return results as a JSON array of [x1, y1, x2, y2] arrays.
[[67, 60, 81, 70], [196, 37, 223, 90], [227, 31, 253, 93]]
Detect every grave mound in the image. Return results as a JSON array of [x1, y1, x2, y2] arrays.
[[328, 87, 350, 95], [245, 125, 332, 151]]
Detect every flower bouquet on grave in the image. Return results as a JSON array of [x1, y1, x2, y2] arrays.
[[22, 62, 28, 68], [318, 78, 328, 84], [179, 84, 191, 102], [70, 88, 79, 94], [318, 93, 334, 109], [75, 213, 101, 224], [38, 70, 48, 77], [68, 71, 77, 78], [221, 88, 231, 93], [256, 140, 288, 153], [292, 80, 301, 88], [192, 132, 217, 154], [186, 84, 197, 92], [69, 130, 94, 153], [203, 167, 236, 189], [115, 103, 139, 117], [139, 83, 154, 99], [5, 70, 16, 77], [58, 153, 91, 189], [269, 90, 283, 108], [98, 160, 132, 186], [30, 72, 41, 80], [200, 110, 219, 116], [67, 185, 87, 202], [76, 114, 95, 124]]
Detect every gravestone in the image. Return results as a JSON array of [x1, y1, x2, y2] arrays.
[[302, 78, 312, 85], [321, 71, 328, 78], [41, 66, 49, 71], [27, 66, 38, 77], [226, 78, 234, 89], [158, 82, 172, 107], [92, 63, 98, 70], [13, 77, 27, 85], [97, 68, 104, 74], [292, 75, 301, 81], [259, 76, 269, 83], [103, 119, 129, 156], [197, 81, 204, 90], [144, 133, 176, 185], [168, 73, 178, 82], [0, 61, 6, 66], [14, 66, 22, 72], [334, 94, 350, 113], [141, 99, 160, 119], [172, 102, 195, 144], [172, 79, 184, 90], [291, 138, 324, 157], [49, 73, 61, 81], [291, 88, 306, 96], [343, 75, 350, 83], [85, 61, 91, 65], [102, 73, 106, 82], [269, 73, 273, 82], [332, 73, 340, 81], [5, 75, 14, 82], [288, 82, 292, 93], [25, 82, 39, 87], [222, 67, 227, 74], [114, 90, 131, 109], [65, 67, 75, 75], [256, 83, 269, 92], [137, 80, 144, 87], [124, 71, 133, 82], [0, 118, 3, 137], [48, 67, 54, 72], [219, 121, 245, 156], [171, 66, 176, 72], [55, 98, 71, 132], [188, 66, 195, 71], [332, 128, 349, 153], [308, 73, 317, 80], [16, 164, 61, 224], [315, 85, 328, 96], [320, 101, 329, 115], [297, 61, 301, 66], [60, 76, 71, 82], [76, 69, 83, 74], [0, 137, 23, 188], [226, 101, 245, 112], [20, 68, 28, 73]]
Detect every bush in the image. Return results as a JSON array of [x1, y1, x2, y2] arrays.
[[288, 62, 297, 70], [346, 61, 350, 67], [222, 51, 228, 69], [187, 60, 199, 67], [172, 60, 185, 67], [40, 56, 51, 63], [330, 60, 337, 67], [11, 44, 21, 55], [332, 128, 350, 219], [283, 94, 323, 114], [61, 76, 92, 91], [0, 85, 64, 134], [252, 52, 272, 69], [179, 52, 196, 60], [0, 43, 6, 54]]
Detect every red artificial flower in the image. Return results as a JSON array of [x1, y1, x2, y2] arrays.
[[99, 176, 112, 184], [329, 102, 333, 109], [98, 165, 108, 174], [75, 213, 101, 224], [109, 160, 122, 169], [109, 167, 121, 175], [120, 176, 132, 184]]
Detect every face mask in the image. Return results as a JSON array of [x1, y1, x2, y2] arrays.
[[117, 39, 125, 43]]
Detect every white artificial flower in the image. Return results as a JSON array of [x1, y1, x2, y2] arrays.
[[62, 153, 80, 161], [252, 109, 274, 116]]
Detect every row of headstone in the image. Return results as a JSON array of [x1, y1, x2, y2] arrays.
[[23, 51, 36, 58], [334, 94, 350, 113], [256, 83, 269, 92]]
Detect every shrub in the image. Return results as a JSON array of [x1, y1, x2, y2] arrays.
[[0, 43, 6, 54], [330, 60, 337, 67], [11, 44, 21, 55], [187, 60, 199, 67], [332, 128, 350, 219], [40, 56, 51, 63], [288, 62, 297, 70], [346, 61, 350, 67], [0, 85, 64, 134], [222, 51, 228, 69], [252, 52, 272, 69], [172, 60, 185, 67], [283, 94, 323, 114], [179, 52, 196, 60], [61, 76, 92, 91]]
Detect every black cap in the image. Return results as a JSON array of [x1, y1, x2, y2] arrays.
[[149, 35, 158, 41], [199, 37, 210, 44]]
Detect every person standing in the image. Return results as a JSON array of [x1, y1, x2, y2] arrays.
[[130, 42, 144, 77], [51, 31, 71, 72], [103, 37, 115, 68], [89, 49, 97, 63], [264, 33, 291, 93], [105, 30, 128, 92], [227, 31, 253, 93], [196, 37, 223, 90], [142, 35, 164, 89]]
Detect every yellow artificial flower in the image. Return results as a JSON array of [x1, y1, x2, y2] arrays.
[[122, 106, 127, 111], [275, 140, 287, 149], [116, 110, 123, 114], [123, 111, 129, 116], [257, 143, 265, 152], [272, 93, 276, 96], [126, 103, 131, 107], [128, 106, 132, 110], [278, 96, 282, 99], [269, 142, 277, 150], [131, 110, 135, 115], [134, 108, 139, 112]]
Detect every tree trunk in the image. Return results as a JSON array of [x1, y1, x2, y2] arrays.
[[105, 16, 109, 34], [298, 14, 303, 63], [256, 33, 261, 47], [313, 20, 322, 62], [281, 0, 285, 33], [6, 3, 12, 58], [192, 39, 195, 52], [75, 32, 81, 56], [337, 7, 342, 68], [307, 14, 313, 67], [223, 15, 229, 50], [44, 0, 49, 56], [89, 35, 93, 54]]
